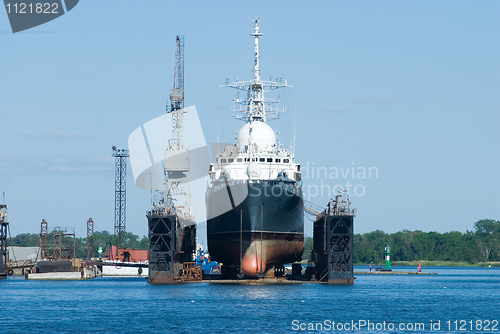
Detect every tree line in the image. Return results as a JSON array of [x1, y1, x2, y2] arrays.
[[7, 231, 148, 260], [8, 219, 499, 263], [303, 219, 499, 264]]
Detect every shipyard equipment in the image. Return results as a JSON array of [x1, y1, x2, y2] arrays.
[[37, 219, 78, 274], [87, 218, 94, 260], [39, 219, 49, 259], [112, 146, 129, 250], [313, 191, 355, 284], [164, 35, 191, 214], [39, 219, 76, 262], [148, 35, 197, 284]]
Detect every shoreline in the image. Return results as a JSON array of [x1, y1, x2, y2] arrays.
[[355, 261, 500, 267]]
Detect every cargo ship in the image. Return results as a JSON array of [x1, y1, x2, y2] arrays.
[[206, 18, 304, 277]]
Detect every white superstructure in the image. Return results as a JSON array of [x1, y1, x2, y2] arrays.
[[209, 18, 301, 184]]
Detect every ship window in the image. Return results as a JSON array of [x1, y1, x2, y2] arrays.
[[284, 159, 289, 163], [267, 158, 273, 162], [259, 158, 265, 162], [229, 159, 234, 163], [245, 158, 250, 162], [297, 164, 301, 171], [252, 158, 257, 162], [221, 159, 226, 163], [275, 159, 281, 163], [237, 158, 242, 162]]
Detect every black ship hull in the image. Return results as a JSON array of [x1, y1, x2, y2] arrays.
[[206, 181, 304, 276]]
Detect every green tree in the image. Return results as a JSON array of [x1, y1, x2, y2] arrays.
[[473, 219, 500, 261], [302, 237, 313, 261], [7, 233, 40, 247]]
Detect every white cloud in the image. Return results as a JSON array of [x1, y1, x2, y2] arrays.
[[19, 129, 42, 138], [354, 98, 393, 105], [321, 105, 353, 112], [19, 129, 89, 139], [0, 105, 16, 113], [46, 165, 111, 172], [0, 153, 112, 173], [47, 130, 87, 139]]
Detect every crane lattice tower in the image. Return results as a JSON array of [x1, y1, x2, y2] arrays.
[[164, 36, 192, 216], [112, 146, 129, 250]]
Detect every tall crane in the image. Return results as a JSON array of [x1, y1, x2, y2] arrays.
[[167, 35, 185, 150], [163, 36, 192, 222]]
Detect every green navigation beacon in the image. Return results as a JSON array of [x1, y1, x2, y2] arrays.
[[384, 245, 391, 270]]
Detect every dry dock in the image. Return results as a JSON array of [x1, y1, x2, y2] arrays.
[[202, 271, 436, 284], [206, 278, 316, 285]]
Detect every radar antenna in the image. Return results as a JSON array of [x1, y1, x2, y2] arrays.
[[222, 18, 291, 123]]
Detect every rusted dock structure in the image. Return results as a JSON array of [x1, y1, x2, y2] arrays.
[[147, 208, 198, 284], [312, 191, 355, 284]]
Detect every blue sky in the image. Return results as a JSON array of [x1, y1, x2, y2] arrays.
[[1, 1, 499, 241]]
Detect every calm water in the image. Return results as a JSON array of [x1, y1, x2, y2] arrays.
[[1, 267, 499, 333]]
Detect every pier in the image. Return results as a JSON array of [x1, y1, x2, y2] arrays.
[[26, 266, 100, 280], [354, 271, 436, 275]]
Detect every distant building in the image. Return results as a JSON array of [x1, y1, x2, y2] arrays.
[[7, 246, 40, 262]]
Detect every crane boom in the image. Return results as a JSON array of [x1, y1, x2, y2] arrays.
[[167, 35, 185, 150], [163, 35, 192, 218]]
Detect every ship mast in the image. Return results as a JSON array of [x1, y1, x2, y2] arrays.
[[251, 18, 263, 84], [249, 18, 265, 122], [223, 18, 291, 124]]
